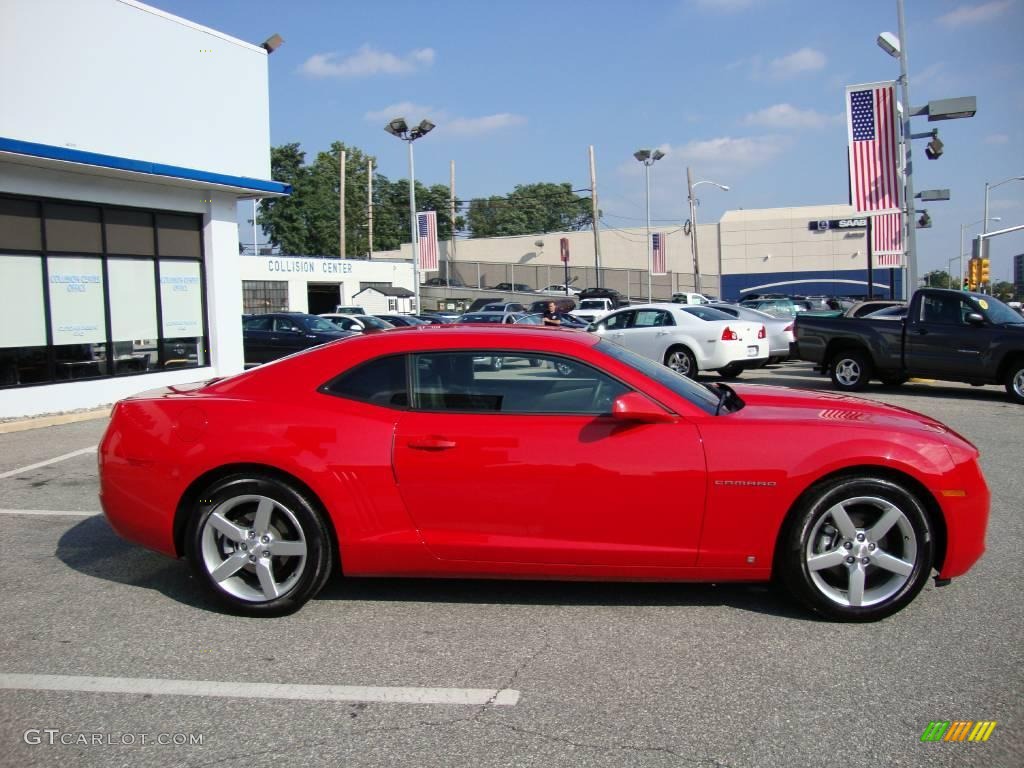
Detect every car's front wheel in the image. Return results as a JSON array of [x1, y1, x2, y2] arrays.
[[778, 475, 934, 621], [184, 474, 334, 616]]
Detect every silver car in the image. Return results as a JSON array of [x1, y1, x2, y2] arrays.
[[709, 303, 795, 363]]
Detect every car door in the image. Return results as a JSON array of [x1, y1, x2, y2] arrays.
[[392, 350, 707, 567], [618, 308, 675, 361], [271, 316, 308, 356], [905, 294, 989, 378], [242, 315, 274, 363], [593, 309, 635, 345]]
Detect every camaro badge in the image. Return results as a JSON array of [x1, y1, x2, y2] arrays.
[[714, 480, 777, 487]]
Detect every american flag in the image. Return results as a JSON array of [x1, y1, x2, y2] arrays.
[[651, 232, 667, 275], [847, 83, 901, 215], [872, 212, 903, 264], [416, 211, 438, 272]]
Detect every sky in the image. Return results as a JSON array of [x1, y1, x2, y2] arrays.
[[156, 0, 1024, 284]]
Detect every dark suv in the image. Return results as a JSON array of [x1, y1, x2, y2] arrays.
[[577, 287, 629, 308], [242, 312, 354, 364]]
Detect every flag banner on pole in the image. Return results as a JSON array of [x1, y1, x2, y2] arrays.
[[846, 81, 901, 216], [416, 211, 439, 272], [872, 212, 903, 264], [651, 232, 667, 275]]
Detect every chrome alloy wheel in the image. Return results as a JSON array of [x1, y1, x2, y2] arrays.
[[1013, 368, 1024, 399], [666, 350, 692, 376], [804, 496, 917, 607], [200, 494, 308, 602], [834, 358, 863, 388]]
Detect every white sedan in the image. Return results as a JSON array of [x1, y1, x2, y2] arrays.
[[589, 303, 769, 378], [539, 284, 582, 296]]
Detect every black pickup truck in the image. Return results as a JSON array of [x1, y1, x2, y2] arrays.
[[794, 288, 1024, 403]]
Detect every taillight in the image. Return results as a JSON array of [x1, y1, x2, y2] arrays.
[[784, 323, 794, 332], [757, 325, 766, 339], [721, 327, 739, 341]]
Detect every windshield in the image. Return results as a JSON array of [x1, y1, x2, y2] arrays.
[[303, 316, 345, 332], [681, 306, 735, 321], [579, 300, 606, 310], [359, 316, 394, 330], [596, 339, 723, 415], [972, 295, 1024, 325]]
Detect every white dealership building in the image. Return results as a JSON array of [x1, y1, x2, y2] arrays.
[[0, 0, 290, 418]]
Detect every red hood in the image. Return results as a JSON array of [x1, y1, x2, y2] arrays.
[[726, 383, 972, 445]]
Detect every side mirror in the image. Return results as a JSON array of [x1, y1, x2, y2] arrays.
[[965, 312, 985, 326], [611, 392, 675, 424]]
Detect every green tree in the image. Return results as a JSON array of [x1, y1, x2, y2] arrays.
[[467, 182, 591, 238], [991, 281, 1016, 301], [258, 141, 461, 257], [923, 270, 955, 289]]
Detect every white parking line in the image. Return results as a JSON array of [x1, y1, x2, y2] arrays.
[[0, 673, 521, 706], [0, 509, 99, 517], [0, 447, 97, 479]]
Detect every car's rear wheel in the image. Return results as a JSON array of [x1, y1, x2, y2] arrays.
[[664, 346, 697, 378], [778, 476, 934, 621], [830, 350, 872, 391], [185, 474, 333, 616], [1006, 360, 1024, 404], [489, 357, 504, 371], [717, 362, 744, 378]]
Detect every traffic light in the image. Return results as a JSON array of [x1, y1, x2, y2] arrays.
[[980, 257, 990, 287], [967, 258, 981, 290]]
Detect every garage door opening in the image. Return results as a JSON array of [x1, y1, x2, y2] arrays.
[[307, 283, 342, 315]]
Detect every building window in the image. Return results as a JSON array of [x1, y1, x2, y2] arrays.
[[0, 194, 208, 389], [242, 281, 289, 314], [359, 281, 392, 291]]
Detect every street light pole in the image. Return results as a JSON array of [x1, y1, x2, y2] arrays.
[[385, 117, 436, 314], [896, 0, 918, 298], [634, 149, 665, 302], [687, 170, 730, 297]]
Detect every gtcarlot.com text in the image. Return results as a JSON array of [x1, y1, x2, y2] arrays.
[[24, 729, 204, 746]]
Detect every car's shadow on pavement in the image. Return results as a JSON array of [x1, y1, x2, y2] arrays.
[[56, 515, 818, 621]]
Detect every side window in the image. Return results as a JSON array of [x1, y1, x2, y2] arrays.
[[921, 295, 961, 325], [634, 310, 674, 328], [412, 351, 629, 414], [602, 311, 634, 331], [243, 316, 272, 331], [273, 317, 299, 332], [322, 355, 409, 408]]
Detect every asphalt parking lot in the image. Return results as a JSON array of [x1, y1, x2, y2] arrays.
[[0, 361, 1021, 768]]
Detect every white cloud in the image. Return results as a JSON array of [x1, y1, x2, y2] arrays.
[[446, 113, 527, 136], [766, 47, 826, 79], [984, 133, 1010, 144], [938, 0, 1014, 27], [364, 102, 442, 122], [619, 135, 791, 180], [301, 46, 435, 78], [743, 103, 833, 129]]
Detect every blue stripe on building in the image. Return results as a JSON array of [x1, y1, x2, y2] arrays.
[[721, 268, 902, 302]]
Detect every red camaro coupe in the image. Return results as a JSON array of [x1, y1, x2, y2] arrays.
[[99, 326, 989, 620]]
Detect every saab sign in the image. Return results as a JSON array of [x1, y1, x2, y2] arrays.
[[809, 218, 869, 231]]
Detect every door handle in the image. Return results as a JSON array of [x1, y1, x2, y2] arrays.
[[407, 437, 456, 451], [656, 331, 669, 336]]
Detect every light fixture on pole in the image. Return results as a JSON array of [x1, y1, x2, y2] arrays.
[[384, 117, 436, 312], [984, 175, 1024, 240], [959, 217, 1000, 287], [634, 148, 665, 302], [687, 170, 729, 296]]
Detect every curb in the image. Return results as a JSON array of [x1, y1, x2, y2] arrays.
[[0, 408, 112, 435]]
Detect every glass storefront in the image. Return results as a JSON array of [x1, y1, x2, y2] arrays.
[[0, 195, 208, 388]]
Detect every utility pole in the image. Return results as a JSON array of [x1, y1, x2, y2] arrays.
[[367, 158, 374, 259], [339, 149, 346, 258], [589, 145, 602, 288], [449, 160, 457, 287], [687, 167, 701, 295], [896, 0, 918, 297]]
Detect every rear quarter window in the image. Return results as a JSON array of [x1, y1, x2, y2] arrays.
[[321, 355, 409, 408]]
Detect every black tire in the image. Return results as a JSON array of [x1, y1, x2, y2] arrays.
[[554, 360, 575, 377], [777, 475, 934, 622], [1006, 360, 1024, 404], [717, 362, 744, 378], [184, 474, 334, 617], [830, 349, 872, 392], [664, 346, 697, 378]]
